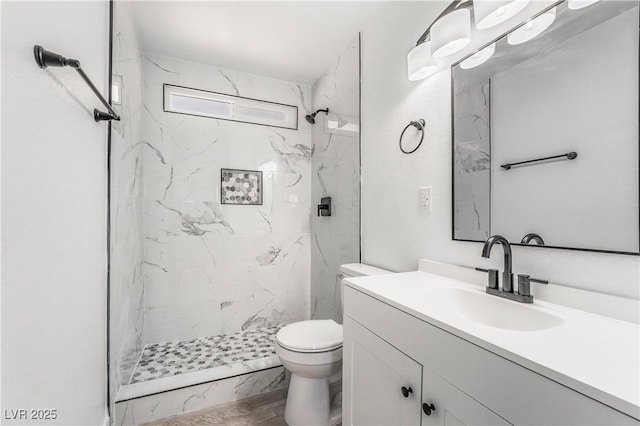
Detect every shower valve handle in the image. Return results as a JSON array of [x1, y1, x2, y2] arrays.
[[317, 197, 332, 217]]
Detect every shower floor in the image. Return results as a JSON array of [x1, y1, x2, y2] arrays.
[[129, 327, 281, 384]]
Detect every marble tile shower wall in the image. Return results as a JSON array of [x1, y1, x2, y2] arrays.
[[115, 366, 288, 425], [141, 54, 312, 344], [111, 0, 145, 392], [311, 38, 361, 322], [453, 80, 491, 241]]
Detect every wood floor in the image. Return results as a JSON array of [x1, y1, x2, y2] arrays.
[[143, 389, 288, 426]]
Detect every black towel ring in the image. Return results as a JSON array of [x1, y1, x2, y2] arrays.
[[399, 119, 425, 154]]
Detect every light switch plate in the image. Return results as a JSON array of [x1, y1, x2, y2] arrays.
[[420, 186, 432, 210]]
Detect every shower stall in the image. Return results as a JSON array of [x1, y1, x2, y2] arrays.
[[108, 2, 361, 422]]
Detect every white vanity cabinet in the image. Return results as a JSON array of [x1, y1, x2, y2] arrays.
[[344, 316, 509, 426], [344, 316, 422, 425], [421, 370, 510, 426], [343, 284, 639, 426]]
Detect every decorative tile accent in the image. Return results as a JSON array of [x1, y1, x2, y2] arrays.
[[130, 327, 279, 384], [221, 169, 262, 205]]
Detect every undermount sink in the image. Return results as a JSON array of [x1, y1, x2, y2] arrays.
[[430, 287, 564, 331]]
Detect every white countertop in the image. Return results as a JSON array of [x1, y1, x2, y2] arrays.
[[345, 270, 640, 420]]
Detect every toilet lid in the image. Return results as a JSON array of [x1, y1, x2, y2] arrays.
[[276, 320, 343, 352]]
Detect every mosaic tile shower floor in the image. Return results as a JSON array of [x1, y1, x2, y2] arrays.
[[129, 327, 280, 384]]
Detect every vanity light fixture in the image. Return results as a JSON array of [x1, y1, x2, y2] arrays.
[[507, 7, 557, 45], [407, 0, 526, 80], [431, 8, 472, 58], [407, 41, 439, 81], [473, 0, 530, 30], [407, 0, 473, 80], [460, 43, 496, 69], [406, 0, 546, 80], [568, 0, 600, 10]]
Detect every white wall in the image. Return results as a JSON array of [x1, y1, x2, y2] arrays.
[[361, 2, 640, 300], [1, 1, 109, 425]]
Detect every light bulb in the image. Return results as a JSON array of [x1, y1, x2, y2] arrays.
[[473, 0, 530, 30], [568, 0, 600, 10], [407, 41, 438, 81], [460, 43, 496, 69], [507, 7, 556, 45], [431, 8, 472, 58]]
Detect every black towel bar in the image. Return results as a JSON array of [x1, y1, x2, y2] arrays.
[[501, 152, 577, 170], [33, 45, 120, 122]]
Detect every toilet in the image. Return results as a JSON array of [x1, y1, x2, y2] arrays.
[[275, 263, 392, 426]]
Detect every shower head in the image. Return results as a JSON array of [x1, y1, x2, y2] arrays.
[[34, 45, 80, 69], [305, 108, 329, 125]]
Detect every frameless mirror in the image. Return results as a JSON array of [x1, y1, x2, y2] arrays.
[[452, 0, 639, 254]]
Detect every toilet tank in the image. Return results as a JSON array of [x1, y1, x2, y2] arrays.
[[339, 263, 392, 279], [338, 263, 392, 318]]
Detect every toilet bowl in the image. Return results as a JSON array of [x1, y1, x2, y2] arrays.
[[276, 320, 343, 425], [276, 263, 392, 426]]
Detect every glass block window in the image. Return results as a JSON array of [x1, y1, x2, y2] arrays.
[[164, 84, 298, 130], [112, 75, 122, 105]]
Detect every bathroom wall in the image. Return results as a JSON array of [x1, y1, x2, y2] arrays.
[[141, 54, 312, 344], [110, 0, 145, 397], [1, 1, 109, 424], [311, 37, 361, 322], [360, 1, 640, 300]]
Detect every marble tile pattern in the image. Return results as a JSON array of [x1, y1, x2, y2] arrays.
[[141, 53, 312, 344], [310, 38, 361, 323], [142, 388, 288, 426], [110, 0, 145, 408], [115, 367, 289, 425], [130, 327, 279, 383], [221, 169, 262, 205], [452, 78, 491, 241]]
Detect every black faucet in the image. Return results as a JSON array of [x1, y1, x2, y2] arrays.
[[521, 233, 545, 245], [477, 235, 549, 303], [481, 235, 514, 293]]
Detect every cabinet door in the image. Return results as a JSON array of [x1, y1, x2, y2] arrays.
[[422, 371, 511, 426], [343, 316, 422, 426]]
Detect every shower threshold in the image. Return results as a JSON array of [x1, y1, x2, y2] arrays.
[[115, 327, 282, 402]]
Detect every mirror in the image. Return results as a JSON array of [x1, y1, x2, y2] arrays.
[[452, 0, 639, 254]]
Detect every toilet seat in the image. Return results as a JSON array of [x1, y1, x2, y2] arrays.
[[276, 320, 343, 353], [275, 343, 343, 367]]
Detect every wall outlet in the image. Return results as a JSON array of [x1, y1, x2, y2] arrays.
[[420, 186, 432, 210]]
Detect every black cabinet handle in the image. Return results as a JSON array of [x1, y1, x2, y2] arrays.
[[422, 402, 435, 416], [401, 386, 413, 398]]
